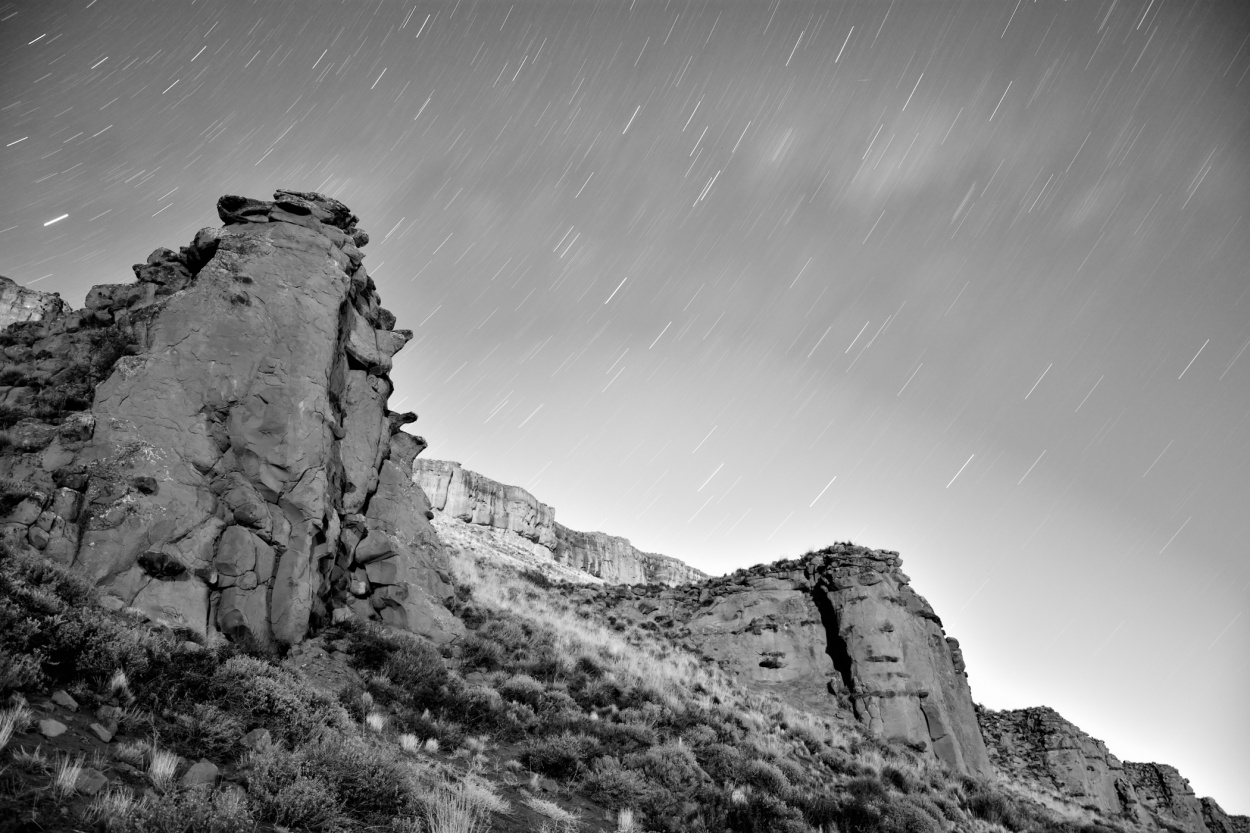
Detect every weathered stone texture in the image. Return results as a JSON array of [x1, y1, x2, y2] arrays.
[[621, 545, 991, 777], [978, 706, 1152, 822], [415, 459, 557, 548], [0, 191, 459, 646], [1125, 762, 1210, 832], [414, 458, 705, 585], [0, 276, 71, 328]]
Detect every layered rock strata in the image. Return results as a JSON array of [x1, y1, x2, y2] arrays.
[[416, 458, 556, 548], [0, 190, 458, 645], [414, 458, 704, 585], [612, 545, 992, 777]]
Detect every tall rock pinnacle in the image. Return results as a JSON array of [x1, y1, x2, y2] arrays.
[[0, 190, 459, 645]]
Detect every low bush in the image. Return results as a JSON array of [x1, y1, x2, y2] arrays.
[[578, 755, 649, 810], [105, 785, 257, 833], [522, 731, 599, 779]]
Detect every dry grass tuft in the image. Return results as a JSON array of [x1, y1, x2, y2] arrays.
[[524, 794, 580, 831], [84, 786, 138, 825], [52, 752, 84, 800], [147, 747, 179, 789]]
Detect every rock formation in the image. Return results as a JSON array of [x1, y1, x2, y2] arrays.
[[0, 190, 459, 646], [0, 276, 71, 328], [978, 706, 1152, 822], [415, 458, 556, 548], [978, 706, 1243, 832], [414, 458, 705, 585], [1125, 762, 1213, 832], [605, 545, 992, 777]]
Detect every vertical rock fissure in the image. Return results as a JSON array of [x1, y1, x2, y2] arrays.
[[812, 587, 855, 694]]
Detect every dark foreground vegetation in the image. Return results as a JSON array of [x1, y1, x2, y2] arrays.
[[0, 541, 1127, 833]]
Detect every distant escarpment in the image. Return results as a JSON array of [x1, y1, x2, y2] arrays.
[[979, 706, 1243, 832], [413, 458, 705, 585], [592, 544, 992, 777], [0, 190, 458, 646]]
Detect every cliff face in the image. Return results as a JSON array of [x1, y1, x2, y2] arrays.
[[0, 276, 71, 328], [978, 706, 1151, 822], [0, 190, 459, 646], [978, 707, 1244, 832], [415, 458, 556, 548], [551, 523, 703, 585], [413, 458, 705, 585], [1125, 762, 1212, 832], [634, 545, 992, 777]]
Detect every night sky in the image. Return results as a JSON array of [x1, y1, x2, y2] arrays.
[[3, 0, 1248, 811]]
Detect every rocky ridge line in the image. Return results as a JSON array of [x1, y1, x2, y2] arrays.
[[0, 190, 459, 646], [565, 544, 993, 778], [976, 700, 1243, 832], [414, 458, 705, 585]]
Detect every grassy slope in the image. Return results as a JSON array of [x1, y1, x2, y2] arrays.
[[0, 540, 1131, 833]]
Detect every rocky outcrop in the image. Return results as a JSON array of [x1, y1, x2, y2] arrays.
[[415, 459, 556, 548], [0, 276, 71, 328], [1202, 798, 1241, 833], [978, 706, 1152, 822], [0, 190, 459, 646], [1125, 762, 1210, 832], [978, 707, 1245, 832], [552, 524, 704, 585], [413, 458, 705, 585], [618, 545, 991, 777]]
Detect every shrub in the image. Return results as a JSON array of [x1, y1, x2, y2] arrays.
[[171, 703, 246, 762], [961, 779, 1030, 831], [578, 756, 649, 810], [625, 742, 706, 795], [107, 785, 257, 833], [213, 655, 347, 746], [522, 731, 599, 779], [460, 632, 506, 670], [498, 673, 545, 707], [740, 758, 789, 796], [696, 742, 744, 782], [300, 732, 416, 820]]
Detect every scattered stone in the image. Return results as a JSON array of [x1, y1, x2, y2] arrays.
[[180, 759, 219, 787], [239, 728, 271, 751], [89, 722, 114, 743], [38, 718, 68, 738], [50, 690, 78, 711], [76, 768, 108, 796]]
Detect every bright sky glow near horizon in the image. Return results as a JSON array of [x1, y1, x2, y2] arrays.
[[2, 0, 1247, 813]]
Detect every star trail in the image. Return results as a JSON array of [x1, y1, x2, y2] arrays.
[[2, 0, 1247, 810]]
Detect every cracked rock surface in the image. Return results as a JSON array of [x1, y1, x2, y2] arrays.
[[613, 544, 992, 777], [0, 190, 459, 646]]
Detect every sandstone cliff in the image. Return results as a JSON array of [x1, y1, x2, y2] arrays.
[[413, 458, 705, 585], [0, 190, 459, 646], [415, 458, 556, 548], [978, 706, 1243, 832], [978, 706, 1152, 822], [602, 544, 992, 777]]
